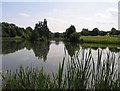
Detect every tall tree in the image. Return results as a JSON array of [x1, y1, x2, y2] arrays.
[[34, 19, 51, 39], [110, 28, 120, 35], [65, 25, 76, 38], [30, 30, 39, 41], [91, 28, 99, 36]]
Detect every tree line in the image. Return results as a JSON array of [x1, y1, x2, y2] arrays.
[[1, 19, 52, 41], [1, 19, 120, 42], [81, 28, 120, 36], [1, 22, 33, 38]]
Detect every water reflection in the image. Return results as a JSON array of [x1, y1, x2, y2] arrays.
[[2, 41, 120, 60], [2, 41, 120, 75], [2, 41, 26, 55], [31, 41, 50, 61], [2, 41, 50, 62], [64, 42, 80, 57]]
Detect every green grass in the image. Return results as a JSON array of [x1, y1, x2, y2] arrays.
[[1, 49, 120, 90], [2, 36, 22, 42], [80, 36, 120, 44], [81, 43, 120, 48]]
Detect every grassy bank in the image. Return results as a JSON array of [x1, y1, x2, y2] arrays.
[[2, 49, 120, 90], [80, 36, 120, 44], [2, 37, 23, 42], [81, 43, 120, 49]]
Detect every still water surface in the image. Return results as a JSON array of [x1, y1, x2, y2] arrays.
[[1, 40, 120, 74]]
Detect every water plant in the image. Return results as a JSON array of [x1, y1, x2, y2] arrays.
[[1, 49, 120, 90]]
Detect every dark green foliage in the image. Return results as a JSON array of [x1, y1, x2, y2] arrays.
[[16, 28, 23, 36], [65, 25, 76, 38], [91, 28, 99, 36], [110, 28, 120, 35], [2, 22, 10, 37], [98, 31, 107, 36], [30, 30, 39, 41], [9, 28, 16, 37], [2, 22, 18, 37], [54, 32, 60, 37], [70, 32, 80, 42], [2, 22, 33, 39], [81, 28, 107, 36], [34, 19, 51, 39], [81, 28, 90, 36], [25, 26, 33, 38], [65, 25, 80, 42], [81, 28, 120, 36], [0, 22, 2, 37], [2, 20, 52, 41]]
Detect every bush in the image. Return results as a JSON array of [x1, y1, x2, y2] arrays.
[[70, 32, 80, 42], [30, 30, 39, 41]]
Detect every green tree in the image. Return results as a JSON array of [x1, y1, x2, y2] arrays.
[[110, 28, 120, 35], [91, 28, 99, 36], [81, 28, 90, 36], [98, 31, 107, 36], [25, 26, 33, 39], [34, 19, 51, 39], [16, 27, 23, 36], [30, 30, 39, 41], [65, 25, 76, 38], [54, 32, 60, 37], [70, 32, 80, 42], [10, 28, 16, 37]]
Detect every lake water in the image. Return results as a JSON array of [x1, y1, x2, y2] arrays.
[[1, 40, 120, 74]]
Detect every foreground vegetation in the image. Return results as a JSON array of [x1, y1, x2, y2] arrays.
[[80, 36, 120, 44], [2, 49, 120, 90]]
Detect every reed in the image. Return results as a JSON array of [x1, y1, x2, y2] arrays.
[[2, 49, 120, 90]]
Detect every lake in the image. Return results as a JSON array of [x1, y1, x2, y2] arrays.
[[1, 40, 120, 74]]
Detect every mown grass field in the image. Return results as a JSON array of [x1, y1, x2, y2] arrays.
[[80, 36, 120, 44], [81, 43, 120, 48]]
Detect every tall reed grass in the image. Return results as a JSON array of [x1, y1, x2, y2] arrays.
[[1, 49, 120, 90]]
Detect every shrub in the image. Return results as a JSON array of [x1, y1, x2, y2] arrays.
[[70, 32, 80, 42]]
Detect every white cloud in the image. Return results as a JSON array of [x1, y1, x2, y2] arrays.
[[94, 8, 118, 30], [31, 7, 118, 32], [107, 8, 118, 13], [16, 5, 118, 32], [36, 6, 118, 32], [19, 13, 30, 17], [106, 8, 118, 17], [109, 0, 119, 2], [46, 9, 95, 32]]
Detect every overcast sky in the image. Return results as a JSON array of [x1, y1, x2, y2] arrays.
[[1, 0, 119, 32]]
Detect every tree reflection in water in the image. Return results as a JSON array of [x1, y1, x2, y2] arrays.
[[64, 42, 80, 58], [2, 41, 120, 62], [2, 41, 50, 62], [31, 41, 50, 62]]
